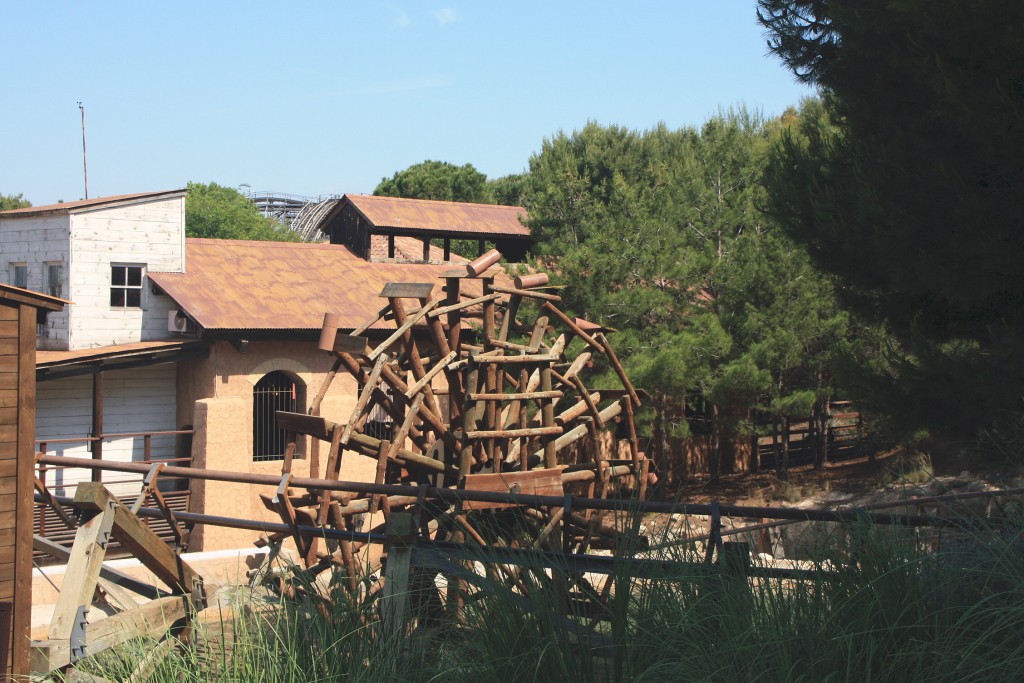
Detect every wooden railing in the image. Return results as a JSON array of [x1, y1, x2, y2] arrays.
[[34, 429, 194, 559]]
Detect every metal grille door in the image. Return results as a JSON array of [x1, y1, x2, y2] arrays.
[[253, 371, 303, 461]]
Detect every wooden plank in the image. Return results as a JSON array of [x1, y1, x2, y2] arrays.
[[0, 339, 17, 355], [332, 334, 371, 356], [0, 494, 14, 513], [0, 389, 16, 407], [468, 353, 560, 365], [276, 412, 331, 441], [0, 356, 16, 374], [31, 596, 188, 672], [379, 282, 434, 300], [33, 536, 168, 600], [462, 469, 565, 510], [0, 308, 17, 322], [47, 502, 116, 639], [71, 484, 202, 596], [0, 407, 15, 425]]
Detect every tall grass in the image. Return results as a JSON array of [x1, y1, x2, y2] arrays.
[[64, 514, 1024, 683]]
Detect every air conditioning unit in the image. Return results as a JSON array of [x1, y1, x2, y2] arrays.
[[168, 310, 196, 334]]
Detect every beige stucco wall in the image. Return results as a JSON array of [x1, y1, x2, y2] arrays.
[[182, 340, 377, 551]]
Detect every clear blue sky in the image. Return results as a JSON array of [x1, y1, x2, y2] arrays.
[[1, 2, 813, 206]]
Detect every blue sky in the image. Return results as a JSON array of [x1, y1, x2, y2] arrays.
[[1, 2, 814, 206]]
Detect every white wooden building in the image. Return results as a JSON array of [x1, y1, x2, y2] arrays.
[[0, 191, 192, 495]]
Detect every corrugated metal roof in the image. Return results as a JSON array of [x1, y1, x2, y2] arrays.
[[36, 340, 198, 367], [150, 238, 504, 332], [344, 194, 531, 236], [0, 189, 186, 217]]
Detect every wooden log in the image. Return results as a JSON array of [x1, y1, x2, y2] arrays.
[[275, 412, 452, 475], [367, 300, 437, 361], [467, 249, 502, 277], [513, 273, 550, 289], [465, 426, 563, 439], [340, 353, 389, 446], [460, 365, 479, 479], [427, 292, 503, 318], [541, 367, 557, 468], [598, 332, 641, 407], [571, 375, 605, 429], [387, 298, 443, 420], [405, 350, 457, 397], [317, 312, 342, 352], [490, 284, 562, 302], [542, 302, 602, 349], [554, 392, 604, 426], [382, 393, 424, 467], [486, 338, 537, 353], [468, 353, 561, 365], [467, 390, 563, 401]]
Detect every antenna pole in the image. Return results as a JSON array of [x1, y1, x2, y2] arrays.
[[78, 102, 89, 199]]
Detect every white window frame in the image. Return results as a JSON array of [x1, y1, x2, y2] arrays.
[[110, 263, 145, 309]]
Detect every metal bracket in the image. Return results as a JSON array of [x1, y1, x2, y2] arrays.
[[69, 604, 89, 663]]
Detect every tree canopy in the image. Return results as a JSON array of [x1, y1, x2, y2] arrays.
[[0, 193, 32, 211], [374, 160, 492, 204], [758, 1, 1024, 435], [522, 114, 853, 477], [185, 182, 299, 241]]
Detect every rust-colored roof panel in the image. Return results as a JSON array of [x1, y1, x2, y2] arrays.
[[344, 194, 530, 236], [0, 189, 186, 217], [36, 340, 199, 367], [150, 239, 506, 332]]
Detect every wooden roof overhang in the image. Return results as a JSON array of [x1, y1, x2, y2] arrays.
[[36, 340, 208, 382]]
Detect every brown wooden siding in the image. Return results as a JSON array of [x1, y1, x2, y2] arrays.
[[0, 307, 16, 681]]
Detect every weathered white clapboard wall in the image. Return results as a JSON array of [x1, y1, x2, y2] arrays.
[[0, 195, 186, 350], [0, 214, 71, 350], [68, 198, 185, 349], [36, 364, 179, 497]]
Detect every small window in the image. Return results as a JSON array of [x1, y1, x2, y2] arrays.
[[46, 263, 64, 299], [10, 263, 27, 289], [110, 264, 143, 308]]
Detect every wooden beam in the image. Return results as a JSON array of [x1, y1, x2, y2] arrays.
[[47, 501, 116, 639], [32, 596, 188, 673], [70, 484, 202, 598], [379, 282, 434, 300]]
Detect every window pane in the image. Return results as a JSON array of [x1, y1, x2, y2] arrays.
[[13, 265, 27, 288], [125, 289, 141, 307], [112, 266, 126, 286], [111, 289, 125, 307], [126, 267, 142, 287]]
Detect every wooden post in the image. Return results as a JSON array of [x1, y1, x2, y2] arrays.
[[91, 371, 103, 482], [382, 512, 415, 638]]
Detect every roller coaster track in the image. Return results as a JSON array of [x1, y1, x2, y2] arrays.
[[247, 191, 341, 242]]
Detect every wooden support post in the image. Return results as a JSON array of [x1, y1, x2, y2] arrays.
[[382, 513, 415, 638], [598, 332, 641, 408], [541, 366, 557, 468], [71, 484, 203, 600], [47, 498, 116, 640], [498, 293, 522, 342], [340, 353, 389, 446], [460, 365, 479, 480], [91, 371, 103, 482]]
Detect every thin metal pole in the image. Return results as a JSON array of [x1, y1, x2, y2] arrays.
[[78, 102, 89, 199]]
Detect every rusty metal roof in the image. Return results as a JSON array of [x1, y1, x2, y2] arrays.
[[150, 239, 504, 332], [342, 194, 531, 237], [0, 190, 186, 217]]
